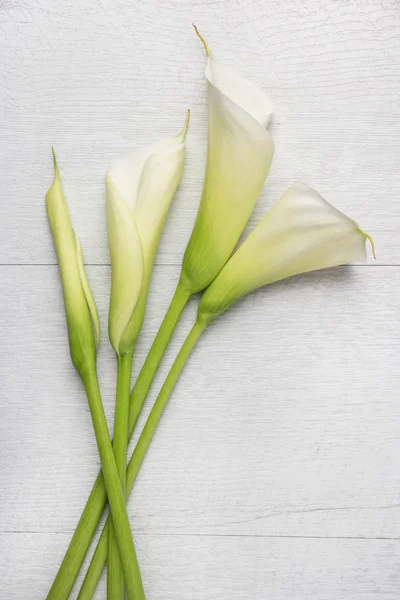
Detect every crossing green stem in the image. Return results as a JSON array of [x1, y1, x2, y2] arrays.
[[78, 318, 206, 598], [108, 349, 134, 600], [80, 370, 145, 600], [46, 281, 191, 600]]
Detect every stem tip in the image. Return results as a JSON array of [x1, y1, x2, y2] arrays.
[[359, 227, 376, 260], [193, 24, 211, 56], [51, 147, 58, 174], [182, 109, 190, 139]]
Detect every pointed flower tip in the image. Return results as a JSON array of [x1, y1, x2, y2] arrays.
[[193, 24, 211, 56], [359, 227, 376, 259], [51, 147, 59, 175], [181, 109, 190, 139]]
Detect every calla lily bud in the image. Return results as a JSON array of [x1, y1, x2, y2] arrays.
[[106, 113, 188, 356], [199, 182, 375, 322], [45, 150, 100, 377], [180, 29, 275, 294]]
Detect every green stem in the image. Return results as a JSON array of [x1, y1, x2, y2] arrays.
[[78, 318, 206, 598], [81, 371, 145, 600], [108, 349, 134, 600], [46, 281, 190, 600], [127, 282, 191, 435]]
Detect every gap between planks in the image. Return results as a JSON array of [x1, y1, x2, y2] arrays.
[[1, 530, 400, 541], [0, 263, 395, 268]]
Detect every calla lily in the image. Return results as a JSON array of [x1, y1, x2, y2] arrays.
[[199, 182, 375, 322], [181, 28, 275, 293], [106, 116, 189, 596], [107, 113, 189, 356], [46, 152, 146, 600], [45, 150, 100, 376]]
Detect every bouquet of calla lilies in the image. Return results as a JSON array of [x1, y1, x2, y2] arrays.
[[45, 29, 374, 600]]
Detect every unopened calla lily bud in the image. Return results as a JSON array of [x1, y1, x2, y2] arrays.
[[107, 113, 189, 356], [45, 150, 100, 377], [199, 182, 375, 322], [181, 29, 275, 293]]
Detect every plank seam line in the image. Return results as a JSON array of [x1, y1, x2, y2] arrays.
[[0, 263, 395, 268], [1, 531, 399, 541]]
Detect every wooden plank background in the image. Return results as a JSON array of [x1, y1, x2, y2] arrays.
[[1, 1, 399, 598]]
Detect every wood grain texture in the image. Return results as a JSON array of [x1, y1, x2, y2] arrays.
[[0, 0, 399, 265], [0, 0, 399, 598], [1, 265, 399, 597], [1, 532, 399, 600]]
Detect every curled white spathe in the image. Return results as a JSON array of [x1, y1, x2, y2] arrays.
[[199, 182, 375, 321], [181, 30, 275, 293], [107, 115, 188, 355]]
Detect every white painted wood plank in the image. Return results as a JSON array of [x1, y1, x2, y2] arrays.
[[1, 1, 399, 598], [1, 265, 398, 543], [1, 532, 399, 600], [0, 0, 399, 265]]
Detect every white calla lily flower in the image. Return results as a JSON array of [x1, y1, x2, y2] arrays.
[[107, 113, 188, 356], [180, 29, 275, 294], [45, 150, 100, 376], [199, 182, 375, 322]]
